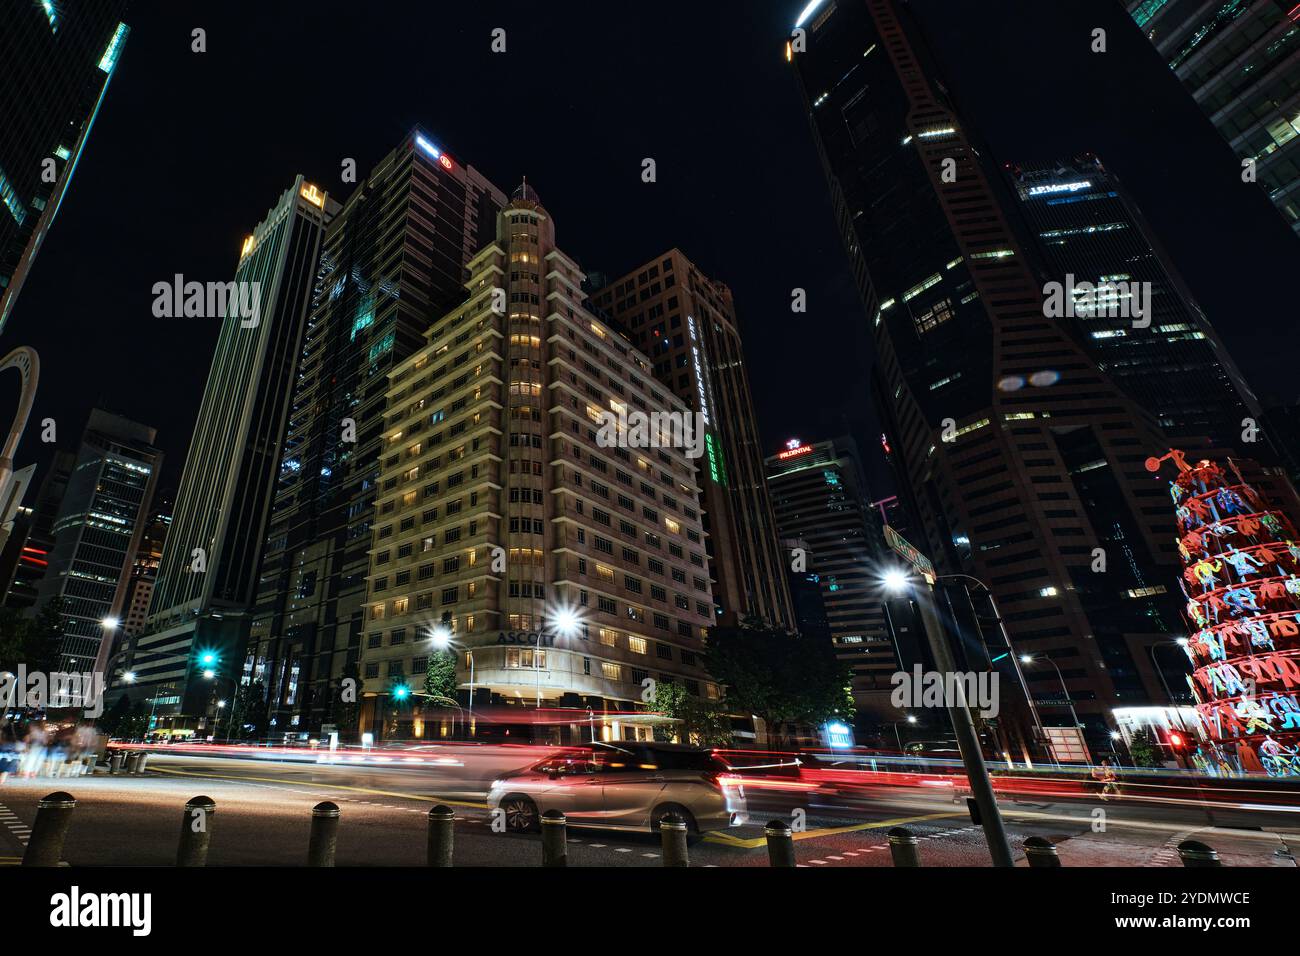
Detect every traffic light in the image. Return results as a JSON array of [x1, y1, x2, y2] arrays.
[[1168, 731, 1186, 752], [392, 685, 410, 701]]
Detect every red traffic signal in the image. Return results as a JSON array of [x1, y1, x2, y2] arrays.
[[1168, 731, 1186, 750]]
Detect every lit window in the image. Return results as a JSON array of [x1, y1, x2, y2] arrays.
[[98, 22, 129, 73]]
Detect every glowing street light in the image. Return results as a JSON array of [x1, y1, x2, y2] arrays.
[[122, 671, 137, 683], [428, 624, 452, 650], [100, 616, 120, 629], [534, 603, 585, 708], [550, 605, 582, 638], [882, 568, 911, 594]]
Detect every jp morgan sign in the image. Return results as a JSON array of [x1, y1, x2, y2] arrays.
[[496, 630, 556, 647]]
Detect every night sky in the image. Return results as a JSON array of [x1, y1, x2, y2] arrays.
[[7, 0, 1296, 499]]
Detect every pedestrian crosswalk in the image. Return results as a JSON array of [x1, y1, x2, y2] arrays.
[[800, 826, 982, 867], [0, 801, 31, 848]]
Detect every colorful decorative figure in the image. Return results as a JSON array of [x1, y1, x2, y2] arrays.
[[1151, 450, 1300, 778]]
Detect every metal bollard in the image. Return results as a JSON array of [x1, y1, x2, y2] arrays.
[[540, 809, 567, 868], [21, 792, 77, 867], [888, 826, 921, 867], [427, 805, 455, 867], [764, 819, 795, 867], [1023, 836, 1062, 867], [176, 795, 216, 867], [659, 812, 689, 867], [124, 752, 141, 774], [1177, 839, 1223, 867], [135, 753, 149, 775], [109, 752, 124, 774], [308, 801, 340, 867]]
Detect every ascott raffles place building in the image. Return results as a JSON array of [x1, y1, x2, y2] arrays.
[[359, 184, 720, 742]]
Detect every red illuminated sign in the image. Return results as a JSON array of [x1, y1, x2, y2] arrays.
[[778, 442, 812, 460]]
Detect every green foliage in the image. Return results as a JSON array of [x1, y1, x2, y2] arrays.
[[424, 649, 458, 702], [97, 694, 131, 737], [652, 680, 732, 746], [704, 617, 855, 735], [0, 597, 68, 674], [229, 680, 268, 740], [116, 699, 149, 741], [1127, 728, 1161, 767]]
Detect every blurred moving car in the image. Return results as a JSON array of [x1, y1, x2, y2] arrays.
[[487, 741, 747, 836]]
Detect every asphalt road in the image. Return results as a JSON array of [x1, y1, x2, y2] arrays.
[[1, 750, 1296, 867]]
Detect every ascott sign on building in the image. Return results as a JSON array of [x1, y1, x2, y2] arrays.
[[495, 630, 556, 647]]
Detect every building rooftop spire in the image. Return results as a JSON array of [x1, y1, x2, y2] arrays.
[[511, 176, 541, 206]]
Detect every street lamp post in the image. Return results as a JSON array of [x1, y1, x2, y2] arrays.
[[889, 714, 917, 754], [884, 568, 1015, 867], [1020, 653, 1092, 764], [1147, 638, 1190, 704], [124, 648, 225, 740], [936, 573, 1048, 754]]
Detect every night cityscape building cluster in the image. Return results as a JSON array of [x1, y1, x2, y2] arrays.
[[1, 1, 1300, 893]]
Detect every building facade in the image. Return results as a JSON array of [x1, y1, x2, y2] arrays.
[[1007, 154, 1261, 450], [359, 185, 719, 742], [245, 131, 507, 736], [33, 410, 160, 673], [765, 436, 900, 711], [0, 450, 73, 610], [120, 506, 168, 639], [587, 251, 795, 630], [123, 178, 336, 722], [1127, 0, 1300, 236], [790, 0, 1187, 747], [1, 3, 130, 334]]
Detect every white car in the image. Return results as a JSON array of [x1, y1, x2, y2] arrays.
[[487, 742, 747, 837]]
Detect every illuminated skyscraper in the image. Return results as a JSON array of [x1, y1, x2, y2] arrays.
[[1126, 0, 1300, 236], [588, 252, 795, 630], [246, 131, 506, 735], [765, 436, 899, 709], [122, 179, 336, 722], [0, 3, 130, 334], [33, 409, 160, 673], [1007, 154, 1261, 449], [789, 0, 1187, 747]]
